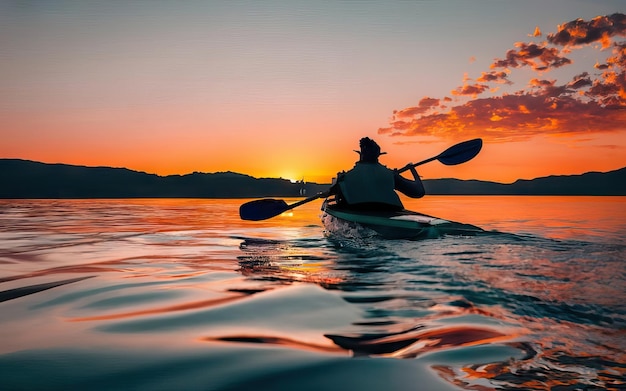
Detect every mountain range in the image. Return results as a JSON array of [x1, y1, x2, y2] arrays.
[[1, 159, 625, 198]]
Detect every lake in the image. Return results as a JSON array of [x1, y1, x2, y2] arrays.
[[0, 196, 624, 390]]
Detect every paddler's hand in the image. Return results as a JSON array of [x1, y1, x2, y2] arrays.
[[395, 164, 421, 181], [396, 163, 414, 173], [406, 166, 420, 180]]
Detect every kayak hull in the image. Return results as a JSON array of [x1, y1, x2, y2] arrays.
[[321, 200, 483, 239]]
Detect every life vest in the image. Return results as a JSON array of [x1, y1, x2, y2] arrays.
[[337, 162, 403, 208]]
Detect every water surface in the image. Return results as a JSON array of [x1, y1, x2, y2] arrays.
[[0, 197, 624, 390]]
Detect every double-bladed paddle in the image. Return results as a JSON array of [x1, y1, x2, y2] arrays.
[[239, 138, 482, 221]]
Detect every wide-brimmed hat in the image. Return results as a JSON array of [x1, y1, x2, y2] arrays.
[[354, 137, 386, 161]]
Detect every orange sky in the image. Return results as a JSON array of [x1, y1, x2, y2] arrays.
[[1, 3, 625, 184]]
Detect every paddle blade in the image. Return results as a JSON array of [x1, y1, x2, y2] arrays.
[[239, 199, 290, 221], [437, 138, 483, 165]]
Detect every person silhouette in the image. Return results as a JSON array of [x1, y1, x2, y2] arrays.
[[329, 137, 425, 211]]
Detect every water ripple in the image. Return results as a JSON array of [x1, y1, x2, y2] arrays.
[[1, 198, 625, 390]]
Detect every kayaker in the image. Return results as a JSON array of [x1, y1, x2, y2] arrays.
[[329, 137, 425, 211]]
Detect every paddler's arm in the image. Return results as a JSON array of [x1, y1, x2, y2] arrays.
[[327, 171, 345, 195], [394, 166, 425, 198], [327, 171, 346, 204]]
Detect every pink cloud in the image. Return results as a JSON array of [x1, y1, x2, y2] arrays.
[[451, 83, 489, 97], [547, 13, 626, 47], [477, 71, 512, 84], [379, 13, 626, 143], [491, 42, 572, 71], [394, 97, 440, 118]]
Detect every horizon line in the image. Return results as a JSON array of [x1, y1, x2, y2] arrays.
[[1, 157, 624, 186]]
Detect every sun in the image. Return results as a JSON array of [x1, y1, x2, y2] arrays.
[[279, 172, 302, 183]]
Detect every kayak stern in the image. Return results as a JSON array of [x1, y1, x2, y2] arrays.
[[321, 199, 483, 240]]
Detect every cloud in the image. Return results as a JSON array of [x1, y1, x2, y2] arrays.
[[379, 90, 625, 142], [451, 83, 489, 97], [380, 13, 626, 143], [529, 78, 555, 88], [547, 13, 626, 47], [530, 26, 542, 37], [476, 70, 512, 84], [393, 97, 440, 118], [491, 42, 572, 71]]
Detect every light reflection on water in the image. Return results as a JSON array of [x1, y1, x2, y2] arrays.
[[0, 197, 625, 390]]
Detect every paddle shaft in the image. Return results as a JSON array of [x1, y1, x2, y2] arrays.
[[286, 192, 328, 210], [397, 138, 482, 173], [396, 156, 437, 174]]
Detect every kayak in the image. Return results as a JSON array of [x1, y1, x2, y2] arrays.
[[321, 199, 484, 239]]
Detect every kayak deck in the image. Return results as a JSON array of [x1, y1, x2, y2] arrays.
[[321, 200, 483, 239]]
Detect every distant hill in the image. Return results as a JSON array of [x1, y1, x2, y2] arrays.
[[424, 167, 626, 195], [0, 159, 329, 198], [0, 159, 624, 198]]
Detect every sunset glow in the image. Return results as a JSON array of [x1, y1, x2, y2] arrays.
[[1, 2, 624, 184]]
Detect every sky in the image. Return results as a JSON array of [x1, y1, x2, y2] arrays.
[[1, 0, 625, 184]]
